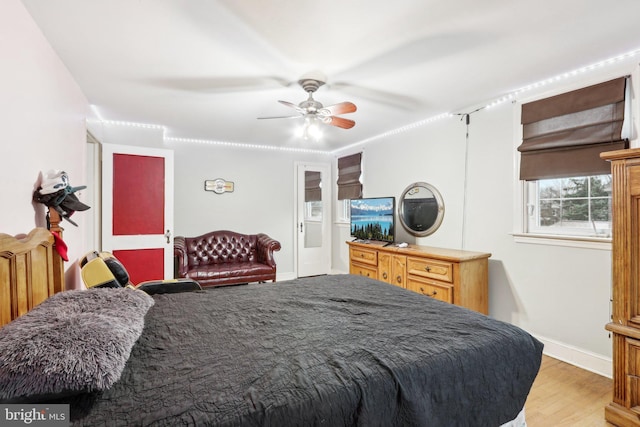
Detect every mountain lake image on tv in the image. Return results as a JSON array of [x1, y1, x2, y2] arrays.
[[350, 197, 395, 243]]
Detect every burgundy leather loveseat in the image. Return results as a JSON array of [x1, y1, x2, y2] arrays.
[[174, 230, 281, 287]]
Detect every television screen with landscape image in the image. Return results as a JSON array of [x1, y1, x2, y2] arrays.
[[350, 197, 395, 243]]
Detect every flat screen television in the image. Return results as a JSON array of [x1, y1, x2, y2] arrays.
[[350, 197, 395, 243]]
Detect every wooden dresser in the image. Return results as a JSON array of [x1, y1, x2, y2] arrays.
[[602, 148, 640, 426], [347, 241, 490, 314]]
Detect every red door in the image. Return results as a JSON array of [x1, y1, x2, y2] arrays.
[[102, 144, 174, 284]]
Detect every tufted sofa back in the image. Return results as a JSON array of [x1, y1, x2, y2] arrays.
[[174, 230, 280, 287], [185, 231, 257, 267]]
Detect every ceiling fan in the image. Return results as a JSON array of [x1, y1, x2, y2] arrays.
[[258, 74, 357, 137]]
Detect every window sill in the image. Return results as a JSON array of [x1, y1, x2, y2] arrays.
[[511, 233, 611, 251]]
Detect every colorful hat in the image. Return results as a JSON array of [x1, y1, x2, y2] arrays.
[[33, 170, 90, 226]]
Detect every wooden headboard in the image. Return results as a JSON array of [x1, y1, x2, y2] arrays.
[[0, 215, 65, 327]]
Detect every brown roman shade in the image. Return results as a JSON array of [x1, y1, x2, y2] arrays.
[[304, 171, 321, 202], [337, 152, 362, 200], [518, 76, 629, 181]]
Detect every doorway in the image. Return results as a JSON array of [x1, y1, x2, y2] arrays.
[[296, 162, 331, 277], [100, 143, 174, 283]]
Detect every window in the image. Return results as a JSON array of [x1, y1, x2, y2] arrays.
[[340, 198, 351, 222], [305, 201, 323, 221], [517, 76, 629, 242], [336, 152, 363, 223], [336, 152, 362, 200], [526, 175, 611, 238], [304, 170, 323, 221]]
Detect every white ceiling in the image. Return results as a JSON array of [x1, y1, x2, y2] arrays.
[[20, 0, 640, 152]]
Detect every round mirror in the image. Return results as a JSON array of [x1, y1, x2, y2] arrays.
[[398, 182, 445, 237]]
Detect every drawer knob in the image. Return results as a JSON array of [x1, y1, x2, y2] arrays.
[[382, 272, 388, 279], [396, 275, 402, 283]]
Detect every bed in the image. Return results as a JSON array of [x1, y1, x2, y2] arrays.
[[0, 227, 543, 427]]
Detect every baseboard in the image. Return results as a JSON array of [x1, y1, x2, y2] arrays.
[[276, 272, 297, 282], [278, 271, 346, 281], [534, 334, 612, 378]]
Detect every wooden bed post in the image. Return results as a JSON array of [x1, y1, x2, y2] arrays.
[[48, 207, 63, 237]]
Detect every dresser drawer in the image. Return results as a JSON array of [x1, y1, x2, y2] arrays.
[[406, 276, 453, 304], [407, 257, 453, 283], [350, 262, 378, 279], [350, 247, 378, 266], [347, 241, 489, 314]]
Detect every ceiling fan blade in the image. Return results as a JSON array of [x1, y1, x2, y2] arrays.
[[257, 114, 303, 120], [319, 101, 357, 116], [324, 116, 356, 129], [278, 100, 306, 114]]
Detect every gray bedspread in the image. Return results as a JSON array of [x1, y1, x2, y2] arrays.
[[69, 274, 543, 427]]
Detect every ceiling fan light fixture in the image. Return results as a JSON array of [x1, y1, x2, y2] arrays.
[[298, 116, 322, 141]]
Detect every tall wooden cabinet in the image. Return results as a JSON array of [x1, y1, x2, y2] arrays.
[[347, 241, 490, 314], [603, 148, 640, 426]]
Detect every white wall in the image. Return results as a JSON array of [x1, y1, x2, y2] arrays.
[[465, 104, 612, 374], [331, 118, 468, 273], [0, 0, 88, 283], [169, 141, 329, 277]]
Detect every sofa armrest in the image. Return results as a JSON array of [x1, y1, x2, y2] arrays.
[[174, 236, 188, 278], [255, 233, 281, 268]]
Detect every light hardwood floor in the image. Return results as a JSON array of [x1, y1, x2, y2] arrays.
[[525, 355, 613, 426]]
